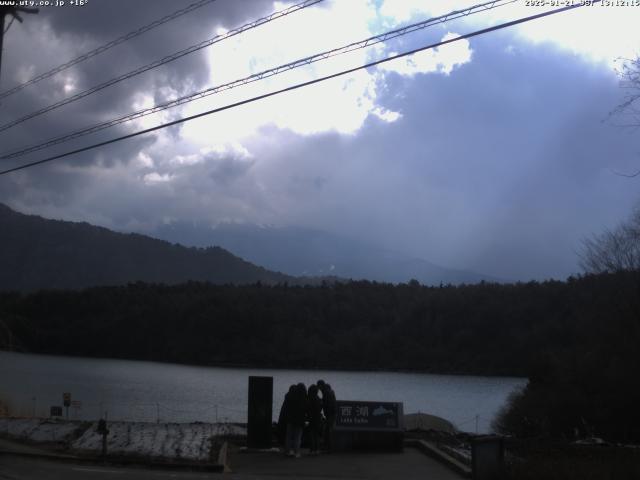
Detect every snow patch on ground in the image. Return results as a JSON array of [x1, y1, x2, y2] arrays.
[[443, 444, 472, 462], [1, 418, 246, 461], [72, 421, 245, 461], [0, 417, 80, 443]]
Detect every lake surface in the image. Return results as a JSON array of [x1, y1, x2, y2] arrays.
[[0, 351, 526, 433]]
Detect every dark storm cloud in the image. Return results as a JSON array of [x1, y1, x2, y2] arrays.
[[43, 0, 273, 39], [0, 0, 279, 220], [39, 0, 276, 93], [0, 0, 273, 157]]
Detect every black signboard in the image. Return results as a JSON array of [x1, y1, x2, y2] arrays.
[[247, 376, 273, 449], [335, 401, 403, 430], [50, 406, 63, 417]]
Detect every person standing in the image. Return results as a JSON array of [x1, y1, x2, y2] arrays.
[[278, 385, 295, 447], [285, 383, 307, 457], [306, 384, 323, 455], [317, 380, 336, 451]]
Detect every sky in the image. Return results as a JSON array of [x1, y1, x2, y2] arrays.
[[0, 0, 639, 281]]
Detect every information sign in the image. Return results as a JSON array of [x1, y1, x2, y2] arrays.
[[335, 401, 403, 430]]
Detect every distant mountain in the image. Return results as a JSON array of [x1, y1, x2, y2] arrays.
[[0, 204, 292, 291], [152, 222, 498, 285]]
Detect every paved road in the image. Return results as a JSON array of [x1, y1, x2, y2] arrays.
[[229, 448, 464, 479], [0, 448, 464, 480], [0, 455, 216, 480], [0, 439, 56, 456]]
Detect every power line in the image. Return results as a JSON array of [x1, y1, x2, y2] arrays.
[[0, 0, 217, 101], [0, 2, 587, 178], [0, 0, 516, 160], [0, 0, 324, 134]]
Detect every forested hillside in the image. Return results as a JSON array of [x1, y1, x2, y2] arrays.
[[0, 272, 636, 375], [0, 204, 291, 290]]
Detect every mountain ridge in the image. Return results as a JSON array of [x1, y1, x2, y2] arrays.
[[0, 204, 293, 291], [151, 221, 500, 285]]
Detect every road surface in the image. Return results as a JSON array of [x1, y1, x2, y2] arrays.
[[0, 448, 464, 480]]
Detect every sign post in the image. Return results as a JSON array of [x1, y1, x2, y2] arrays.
[[62, 393, 71, 420], [97, 419, 109, 457], [333, 400, 404, 451]]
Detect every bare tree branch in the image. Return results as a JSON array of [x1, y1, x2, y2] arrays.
[[609, 57, 640, 126], [580, 205, 640, 273]]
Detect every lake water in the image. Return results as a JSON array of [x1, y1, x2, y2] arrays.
[[0, 351, 526, 433]]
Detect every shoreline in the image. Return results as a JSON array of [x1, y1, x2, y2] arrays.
[[0, 349, 528, 380]]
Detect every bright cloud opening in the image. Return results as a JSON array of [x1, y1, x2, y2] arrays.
[[379, 32, 472, 76]]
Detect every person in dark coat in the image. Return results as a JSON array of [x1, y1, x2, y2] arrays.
[[306, 384, 323, 455], [285, 383, 307, 457], [317, 380, 337, 451], [277, 385, 295, 447]]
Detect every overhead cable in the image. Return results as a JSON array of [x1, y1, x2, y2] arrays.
[[0, 0, 516, 159], [0, 0, 218, 100], [0, 2, 588, 177], [0, 0, 324, 133]]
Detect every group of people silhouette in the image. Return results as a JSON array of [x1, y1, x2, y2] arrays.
[[277, 379, 337, 457]]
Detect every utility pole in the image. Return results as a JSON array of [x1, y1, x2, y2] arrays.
[[0, 6, 39, 86]]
